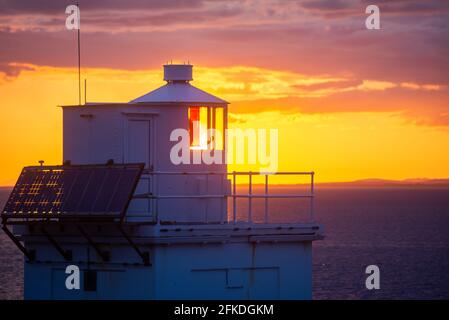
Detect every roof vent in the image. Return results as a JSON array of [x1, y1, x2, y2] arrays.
[[163, 64, 193, 83]]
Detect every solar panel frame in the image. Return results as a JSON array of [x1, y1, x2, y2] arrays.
[[1, 163, 144, 221]]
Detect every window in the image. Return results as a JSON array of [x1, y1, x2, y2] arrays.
[[188, 106, 207, 150], [214, 107, 224, 150], [188, 106, 224, 150], [84, 270, 97, 291]]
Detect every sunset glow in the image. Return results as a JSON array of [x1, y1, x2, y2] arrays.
[[1, 0, 448, 185]]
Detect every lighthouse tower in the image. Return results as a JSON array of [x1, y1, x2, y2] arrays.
[[64, 64, 228, 224], [1, 64, 323, 299]]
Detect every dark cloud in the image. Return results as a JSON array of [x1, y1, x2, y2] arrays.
[[0, 0, 448, 127], [0, 62, 35, 79], [0, 1, 245, 33], [0, 15, 448, 85], [0, 29, 76, 74], [359, 0, 449, 15], [301, 0, 352, 11], [0, 0, 204, 15], [78, 7, 242, 29], [298, 0, 449, 18], [22, 8, 243, 32]]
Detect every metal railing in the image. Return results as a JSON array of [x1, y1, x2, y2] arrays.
[[133, 170, 315, 224], [229, 171, 314, 223]]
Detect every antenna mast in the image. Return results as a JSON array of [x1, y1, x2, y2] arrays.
[[77, 2, 81, 105]]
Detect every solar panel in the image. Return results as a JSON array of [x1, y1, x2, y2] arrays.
[[2, 163, 144, 220]]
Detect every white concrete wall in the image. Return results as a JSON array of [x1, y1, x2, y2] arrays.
[[63, 104, 228, 223], [24, 240, 312, 300], [152, 241, 312, 299]]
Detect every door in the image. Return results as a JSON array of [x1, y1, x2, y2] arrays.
[[125, 119, 152, 220]]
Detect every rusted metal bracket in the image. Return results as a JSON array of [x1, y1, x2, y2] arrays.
[[41, 227, 72, 261], [118, 225, 151, 266], [78, 226, 110, 262], [1, 225, 35, 261]]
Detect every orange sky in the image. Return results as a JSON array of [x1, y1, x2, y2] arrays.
[[1, 65, 448, 185], [0, 1, 448, 185]]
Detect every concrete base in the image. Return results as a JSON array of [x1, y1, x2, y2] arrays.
[[22, 223, 321, 300]]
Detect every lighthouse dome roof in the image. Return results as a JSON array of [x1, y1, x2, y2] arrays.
[[130, 82, 227, 104], [129, 64, 227, 104]]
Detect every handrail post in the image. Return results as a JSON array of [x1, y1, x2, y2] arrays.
[[310, 172, 314, 222], [220, 171, 225, 224], [264, 174, 268, 223], [156, 173, 159, 223], [248, 172, 252, 223], [232, 171, 236, 224], [205, 172, 209, 223]]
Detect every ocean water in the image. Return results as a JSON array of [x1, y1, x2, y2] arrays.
[[1, 186, 448, 299]]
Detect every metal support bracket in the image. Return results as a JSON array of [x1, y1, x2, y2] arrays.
[[78, 226, 110, 262], [41, 227, 72, 261], [2, 225, 35, 261], [118, 225, 151, 266]]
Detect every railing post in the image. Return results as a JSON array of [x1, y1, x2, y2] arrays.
[[310, 171, 314, 222], [220, 171, 225, 224], [205, 172, 209, 223], [248, 172, 252, 223], [156, 173, 159, 223], [232, 171, 236, 224], [264, 174, 268, 223]]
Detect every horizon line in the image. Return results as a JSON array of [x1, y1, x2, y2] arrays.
[[2, 177, 449, 189]]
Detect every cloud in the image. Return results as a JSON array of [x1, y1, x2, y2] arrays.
[[0, 0, 205, 15], [292, 79, 363, 92], [298, 0, 359, 18], [360, 0, 449, 15], [400, 82, 441, 91], [1, 4, 448, 87], [0, 62, 36, 80], [357, 80, 396, 91], [2, 7, 244, 33], [0, 0, 246, 32], [297, 0, 449, 18], [194, 66, 445, 101], [0, 1, 447, 127], [0, 62, 447, 128], [230, 85, 449, 128], [228, 113, 248, 124]]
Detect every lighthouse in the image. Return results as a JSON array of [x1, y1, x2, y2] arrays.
[[1, 64, 323, 299]]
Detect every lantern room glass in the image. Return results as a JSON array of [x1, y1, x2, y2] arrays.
[[188, 106, 224, 150]]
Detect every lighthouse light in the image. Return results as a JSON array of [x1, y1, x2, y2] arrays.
[[189, 106, 208, 150], [188, 106, 224, 150]]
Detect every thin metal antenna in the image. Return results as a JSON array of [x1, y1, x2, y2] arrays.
[[77, 2, 81, 106]]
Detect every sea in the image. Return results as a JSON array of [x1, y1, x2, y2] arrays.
[[1, 186, 449, 299]]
